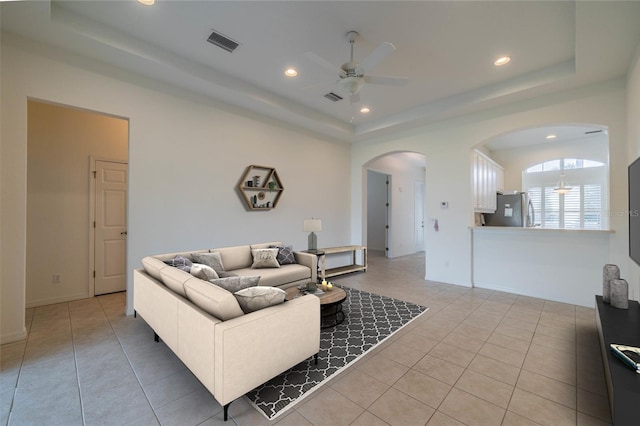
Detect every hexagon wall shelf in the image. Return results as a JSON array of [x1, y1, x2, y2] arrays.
[[237, 165, 284, 210]]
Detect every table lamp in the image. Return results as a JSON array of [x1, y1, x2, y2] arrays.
[[304, 218, 322, 251]]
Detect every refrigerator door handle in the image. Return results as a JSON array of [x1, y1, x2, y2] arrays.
[[528, 198, 535, 227]]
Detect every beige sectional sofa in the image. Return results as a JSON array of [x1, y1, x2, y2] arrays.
[[133, 242, 320, 421]]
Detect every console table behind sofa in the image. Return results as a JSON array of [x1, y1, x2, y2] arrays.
[[319, 245, 367, 280]]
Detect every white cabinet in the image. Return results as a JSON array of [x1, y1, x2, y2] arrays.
[[473, 150, 504, 213]]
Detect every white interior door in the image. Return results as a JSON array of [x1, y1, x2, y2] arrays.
[[415, 181, 425, 252], [95, 160, 127, 295]]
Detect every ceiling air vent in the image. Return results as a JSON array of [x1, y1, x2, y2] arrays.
[[585, 129, 604, 135], [324, 92, 343, 102], [206, 30, 239, 53]]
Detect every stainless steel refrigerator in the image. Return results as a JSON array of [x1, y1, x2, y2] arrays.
[[484, 192, 534, 227]]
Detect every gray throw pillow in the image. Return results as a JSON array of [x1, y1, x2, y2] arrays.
[[251, 248, 280, 269], [217, 271, 238, 278], [191, 252, 225, 273], [163, 255, 192, 272], [210, 276, 260, 293], [234, 286, 287, 313], [190, 263, 219, 280], [275, 245, 296, 265]]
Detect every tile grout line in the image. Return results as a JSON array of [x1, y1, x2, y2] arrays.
[[5, 308, 33, 426], [97, 295, 164, 426], [68, 302, 88, 426]]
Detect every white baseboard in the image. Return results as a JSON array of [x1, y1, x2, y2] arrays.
[[1, 328, 27, 345], [26, 292, 89, 308]]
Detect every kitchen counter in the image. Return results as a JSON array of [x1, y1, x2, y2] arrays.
[[471, 226, 613, 307]]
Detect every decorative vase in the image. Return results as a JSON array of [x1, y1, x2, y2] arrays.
[[610, 279, 629, 309], [603, 264, 620, 303]]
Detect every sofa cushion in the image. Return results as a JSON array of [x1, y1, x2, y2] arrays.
[[234, 286, 286, 313], [192, 252, 225, 273], [183, 278, 245, 321], [190, 263, 219, 280], [163, 255, 192, 272], [233, 264, 311, 287], [271, 245, 297, 265], [141, 256, 169, 281], [251, 248, 280, 269], [160, 266, 192, 297], [210, 276, 260, 293], [214, 245, 252, 270]]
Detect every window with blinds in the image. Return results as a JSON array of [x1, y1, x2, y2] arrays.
[[523, 159, 606, 229]]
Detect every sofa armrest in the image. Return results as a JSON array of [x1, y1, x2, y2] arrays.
[[213, 295, 320, 405], [294, 251, 317, 283]]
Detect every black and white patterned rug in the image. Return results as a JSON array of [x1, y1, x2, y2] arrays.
[[245, 286, 428, 420]]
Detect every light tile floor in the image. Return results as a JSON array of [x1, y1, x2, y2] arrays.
[[0, 252, 611, 425]]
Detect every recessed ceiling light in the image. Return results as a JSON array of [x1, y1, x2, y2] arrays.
[[284, 68, 298, 77], [546, 134, 557, 140], [138, 0, 155, 5], [360, 107, 370, 114], [494, 56, 511, 66]]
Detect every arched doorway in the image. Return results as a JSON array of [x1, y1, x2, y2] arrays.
[[364, 151, 426, 258]]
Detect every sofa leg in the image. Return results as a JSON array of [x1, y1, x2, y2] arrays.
[[223, 402, 231, 421], [314, 353, 319, 365], [154, 332, 159, 342]]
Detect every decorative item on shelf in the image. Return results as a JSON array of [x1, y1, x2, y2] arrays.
[[603, 264, 620, 303], [253, 175, 261, 187], [258, 192, 266, 200], [268, 181, 276, 191], [553, 173, 573, 194], [246, 180, 253, 187], [610, 278, 629, 309], [304, 218, 322, 251]]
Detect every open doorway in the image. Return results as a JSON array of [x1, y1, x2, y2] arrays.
[[364, 152, 426, 259], [26, 100, 129, 307]]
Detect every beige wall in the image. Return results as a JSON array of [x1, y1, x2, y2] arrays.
[[1, 34, 351, 343], [26, 101, 128, 307]]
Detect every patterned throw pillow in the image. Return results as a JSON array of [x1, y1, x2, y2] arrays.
[[163, 255, 192, 272], [191, 252, 225, 273], [251, 248, 280, 269], [270, 245, 297, 265], [190, 263, 219, 280], [210, 276, 260, 293], [234, 286, 286, 313]]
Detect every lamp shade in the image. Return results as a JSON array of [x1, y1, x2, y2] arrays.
[[303, 219, 322, 232]]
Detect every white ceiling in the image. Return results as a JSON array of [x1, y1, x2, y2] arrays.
[[2, 1, 640, 143]]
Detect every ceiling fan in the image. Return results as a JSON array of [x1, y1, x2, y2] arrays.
[[305, 31, 408, 103]]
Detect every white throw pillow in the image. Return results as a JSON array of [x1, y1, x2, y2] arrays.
[[190, 263, 219, 280], [250, 248, 280, 269], [234, 286, 286, 313]]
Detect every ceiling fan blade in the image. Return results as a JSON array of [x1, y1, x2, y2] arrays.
[[356, 42, 396, 74], [303, 51, 346, 78], [364, 75, 408, 86]]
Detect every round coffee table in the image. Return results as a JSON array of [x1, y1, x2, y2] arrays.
[[285, 285, 347, 329]]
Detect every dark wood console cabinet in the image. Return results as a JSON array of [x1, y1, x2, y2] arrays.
[[595, 296, 640, 425]]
